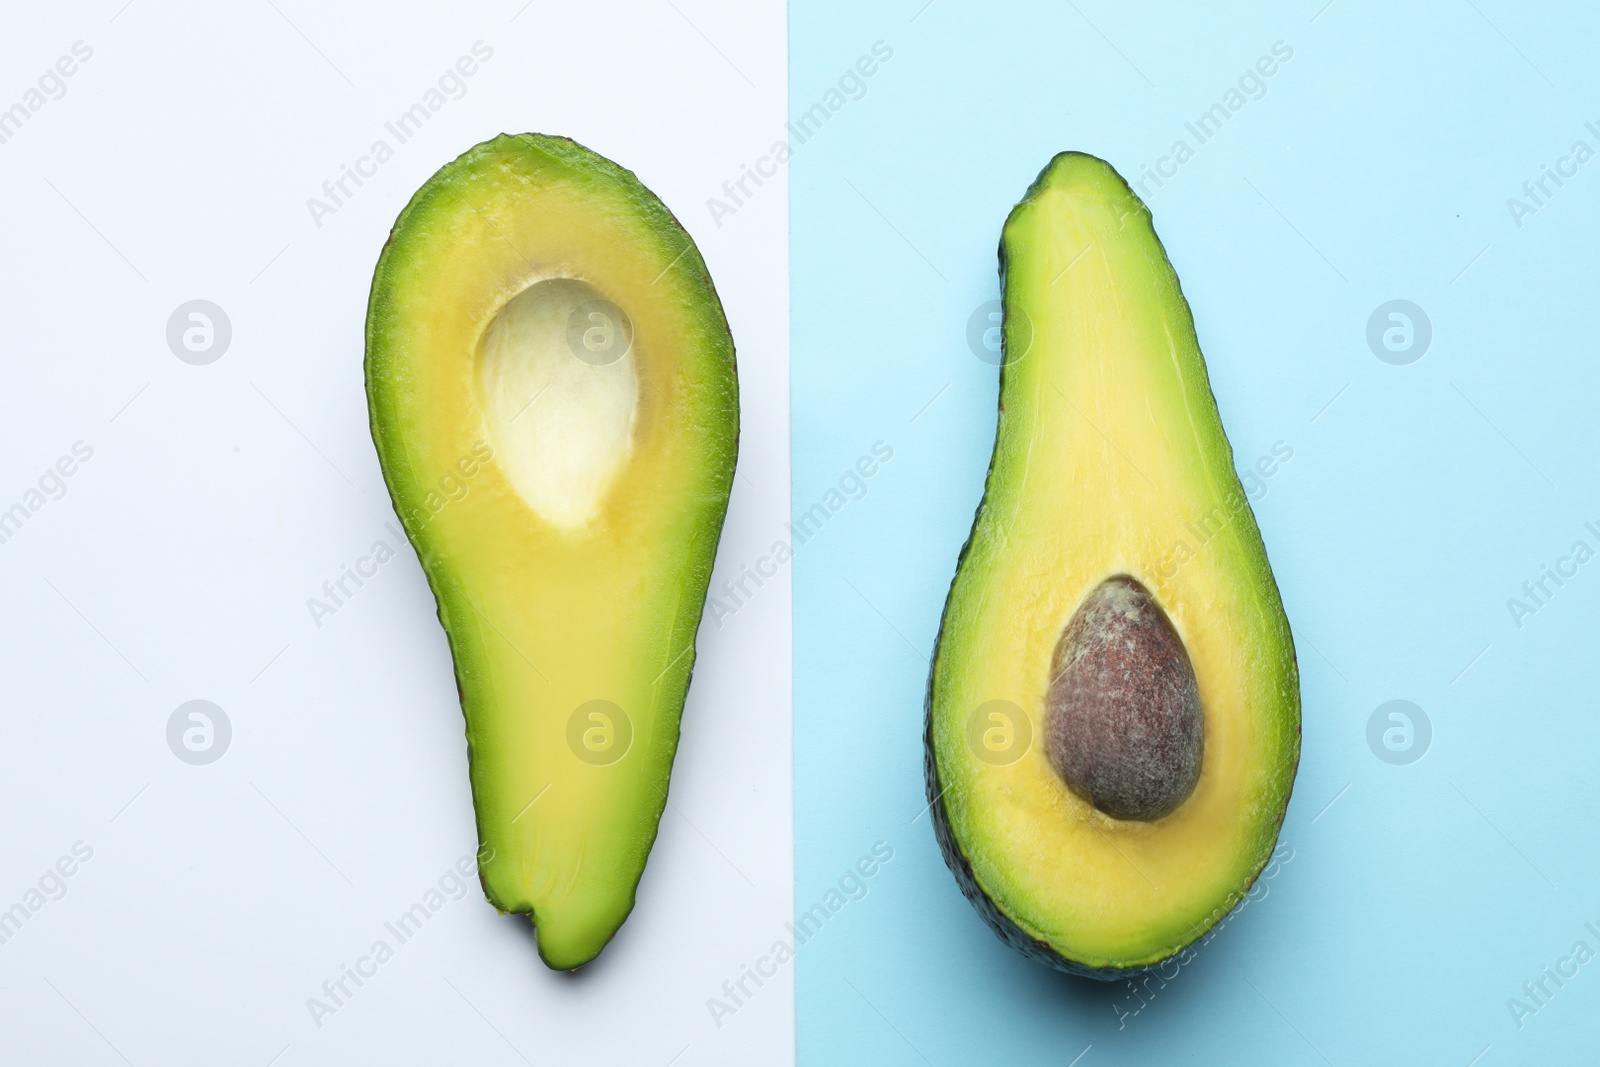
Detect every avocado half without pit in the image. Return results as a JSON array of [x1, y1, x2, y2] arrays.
[[926, 152, 1300, 978], [366, 134, 738, 970]]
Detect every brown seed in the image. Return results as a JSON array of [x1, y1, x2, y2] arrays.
[[1044, 575, 1203, 821]]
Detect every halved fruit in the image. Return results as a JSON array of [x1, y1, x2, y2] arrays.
[[366, 134, 738, 969], [925, 152, 1299, 977]]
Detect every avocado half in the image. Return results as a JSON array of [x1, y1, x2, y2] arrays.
[[366, 134, 738, 969], [925, 152, 1299, 978]]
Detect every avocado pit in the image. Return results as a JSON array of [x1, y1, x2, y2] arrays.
[[1045, 575, 1202, 822]]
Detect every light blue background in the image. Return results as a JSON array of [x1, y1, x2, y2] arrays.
[[792, 2, 1600, 1063]]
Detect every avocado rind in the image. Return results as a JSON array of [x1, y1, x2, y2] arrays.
[[924, 151, 1300, 978]]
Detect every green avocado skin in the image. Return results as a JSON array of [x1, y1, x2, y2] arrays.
[[924, 151, 1297, 981]]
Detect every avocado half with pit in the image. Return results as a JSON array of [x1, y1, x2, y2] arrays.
[[366, 134, 738, 969], [925, 152, 1299, 978]]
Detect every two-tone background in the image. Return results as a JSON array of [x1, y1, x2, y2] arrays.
[[5, 1, 1599, 1064]]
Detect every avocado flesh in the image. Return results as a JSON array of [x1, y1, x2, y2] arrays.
[[366, 134, 738, 970], [926, 152, 1299, 977]]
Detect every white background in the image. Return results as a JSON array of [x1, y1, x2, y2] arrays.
[[0, 2, 791, 1064]]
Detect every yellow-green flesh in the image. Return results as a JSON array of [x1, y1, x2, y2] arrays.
[[929, 153, 1299, 971], [366, 134, 738, 969]]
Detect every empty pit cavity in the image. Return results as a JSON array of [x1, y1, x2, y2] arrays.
[[477, 278, 639, 529]]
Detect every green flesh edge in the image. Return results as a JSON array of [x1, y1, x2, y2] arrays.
[[926, 152, 1300, 976], [366, 134, 738, 969]]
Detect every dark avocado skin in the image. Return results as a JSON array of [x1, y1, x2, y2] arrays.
[[924, 716, 1137, 980], [919, 216, 1138, 979], [924, 573, 1153, 981], [924, 631, 1281, 980], [924, 692, 1280, 981]]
